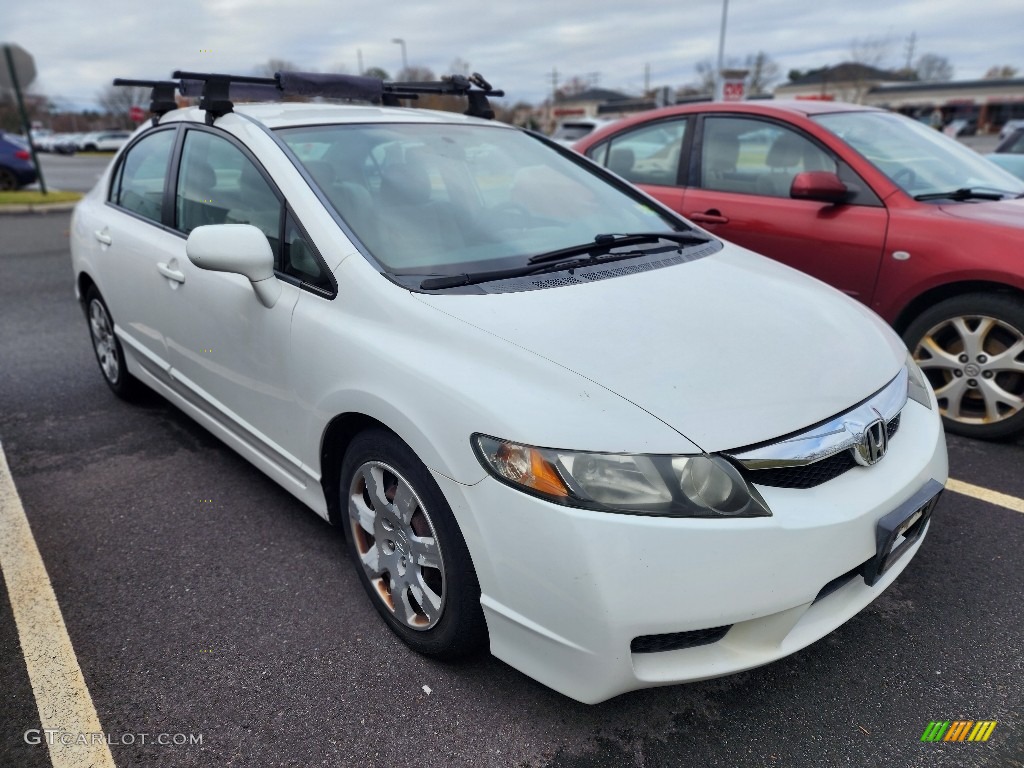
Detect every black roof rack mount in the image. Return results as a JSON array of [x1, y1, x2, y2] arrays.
[[116, 69, 504, 125], [111, 78, 180, 126]]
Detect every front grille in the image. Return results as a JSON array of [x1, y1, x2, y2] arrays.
[[630, 625, 732, 654], [744, 413, 902, 489]]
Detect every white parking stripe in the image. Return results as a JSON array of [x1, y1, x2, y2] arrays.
[[0, 444, 116, 768], [947, 478, 1024, 515]]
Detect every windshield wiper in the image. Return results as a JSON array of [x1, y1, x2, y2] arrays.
[[420, 232, 707, 291], [913, 187, 1010, 202], [526, 231, 709, 265]]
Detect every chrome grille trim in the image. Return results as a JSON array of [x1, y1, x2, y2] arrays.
[[726, 367, 909, 470]]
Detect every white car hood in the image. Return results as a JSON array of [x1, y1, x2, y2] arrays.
[[414, 245, 905, 452]]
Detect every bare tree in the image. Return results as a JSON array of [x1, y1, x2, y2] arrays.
[[554, 75, 592, 100], [850, 35, 894, 69], [915, 53, 953, 82], [448, 57, 471, 76], [398, 65, 435, 82], [693, 59, 719, 95], [745, 51, 780, 95], [253, 58, 302, 78], [363, 66, 390, 81], [984, 65, 1019, 79], [96, 84, 150, 128]]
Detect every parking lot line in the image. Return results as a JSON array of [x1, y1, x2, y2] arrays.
[[0, 443, 116, 768], [947, 478, 1024, 515]]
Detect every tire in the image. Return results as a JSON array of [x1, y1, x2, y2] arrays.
[[903, 293, 1024, 440], [340, 429, 487, 659], [0, 168, 17, 191], [85, 286, 140, 399]]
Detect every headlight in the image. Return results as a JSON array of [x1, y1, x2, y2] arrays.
[[472, 435, 771, 518], [906, 352, 933, 410]]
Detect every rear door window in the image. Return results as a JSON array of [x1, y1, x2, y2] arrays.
[[109, 129, 175, 223]]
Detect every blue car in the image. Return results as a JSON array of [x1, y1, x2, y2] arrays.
[[0, 132, 39, 190]]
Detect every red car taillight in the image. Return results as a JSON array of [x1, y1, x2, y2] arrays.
[[14, 149, 30, 160]]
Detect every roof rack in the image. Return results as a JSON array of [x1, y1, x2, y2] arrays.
[[116, 69, 505, 125], [111, 78, 180, 125]]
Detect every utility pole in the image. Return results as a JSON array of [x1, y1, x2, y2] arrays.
[[714, 0, 729, 100], [391, 38, 407, 76], [903, 32, 917, 72], [644, 63, 650, 95], [547, 67, 559, 133], [357, 48, 363, 75]]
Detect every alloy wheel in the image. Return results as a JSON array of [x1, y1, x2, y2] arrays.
[[89, 298, 120, 384], [347, 461, 446, 631], [913, 314, 1024, 426]]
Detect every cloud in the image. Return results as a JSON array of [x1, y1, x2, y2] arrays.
[[8, 0, 1022, 110]]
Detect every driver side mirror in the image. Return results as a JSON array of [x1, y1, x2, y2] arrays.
[[185, 224, 282, 308], [790, 171, 850, 204]]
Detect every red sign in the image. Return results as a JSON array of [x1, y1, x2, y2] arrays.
[[722, 80, 745, 102], [129, 105, 145, 122]]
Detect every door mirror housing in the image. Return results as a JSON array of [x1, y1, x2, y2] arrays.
[[790, 171, 850, 204], [186, 224, 282, 308]]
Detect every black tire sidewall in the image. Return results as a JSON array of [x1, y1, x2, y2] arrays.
[[339, 429, 487, 659], [903, 293, 1024, 440]]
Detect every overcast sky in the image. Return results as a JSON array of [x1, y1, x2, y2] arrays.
[[6, 0, 1023, 110]]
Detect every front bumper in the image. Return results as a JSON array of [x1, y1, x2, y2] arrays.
[[435, 398, 947, 704]]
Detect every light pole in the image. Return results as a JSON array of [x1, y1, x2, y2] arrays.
[[391, 38, 408, 76], [714, 0, 729, 101]]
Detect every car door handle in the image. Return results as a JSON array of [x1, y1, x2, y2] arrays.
[[94, 230, 112, 245], [156, 262, 186, 283], [688, 211, 729, 225]]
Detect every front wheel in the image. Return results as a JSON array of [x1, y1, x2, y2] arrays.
[[340, 430, 487, 659], [903, 293, 1024, 439]]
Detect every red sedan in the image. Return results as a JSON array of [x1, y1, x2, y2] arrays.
[[574, 100, 1024, 440]]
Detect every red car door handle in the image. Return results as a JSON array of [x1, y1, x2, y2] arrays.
[[688, 211, 729, 225]]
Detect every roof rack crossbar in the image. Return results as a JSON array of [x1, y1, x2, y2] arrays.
[[173, 70, 280, 124], [113, 68, 506, 124], [111, 78, 180, 125]]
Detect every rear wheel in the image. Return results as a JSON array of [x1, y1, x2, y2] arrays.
[[340, 430, 487, 659], [85, 286, 140, 399], [903, 293, 1024, 439], [0, 168, 17, 191]]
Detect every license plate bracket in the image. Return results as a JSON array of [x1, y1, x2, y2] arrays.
[[861, 478, 944, 586]]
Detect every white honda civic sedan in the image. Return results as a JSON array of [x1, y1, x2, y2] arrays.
[[70, 83, 946, 703]]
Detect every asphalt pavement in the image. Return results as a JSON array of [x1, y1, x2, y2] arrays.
[[1, 213, 1021, 768]]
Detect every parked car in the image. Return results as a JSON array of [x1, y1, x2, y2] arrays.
[[943, 118, 977, 137], [0, 131, 38, 189], [71, 74, 946, 704], [987, 127, 1024, 180], [550, 117, 617, 146], [574, 100, 1024, 440], [81, 130, 131, 152], [998, 119, 1024, 141]]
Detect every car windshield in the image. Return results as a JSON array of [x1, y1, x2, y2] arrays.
[[277, 123, 678, 276], [814, 110, 1024, 198]]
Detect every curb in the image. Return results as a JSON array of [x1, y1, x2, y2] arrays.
[[0, 202, 78, 214]]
